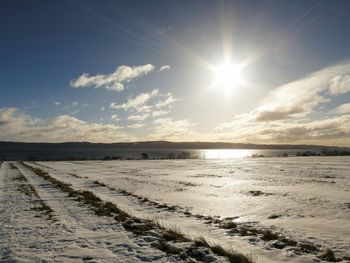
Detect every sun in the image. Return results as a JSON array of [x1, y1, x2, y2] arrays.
[[214, 62, 244, 89]]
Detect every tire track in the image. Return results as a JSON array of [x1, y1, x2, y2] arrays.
[[15, 162, 176, 262], [0, 162, 73, 262]]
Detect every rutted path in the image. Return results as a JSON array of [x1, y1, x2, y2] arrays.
[[31, 161, 350, 263], [2, 161, 186, 262], [0, 162, 68, 262], [26, 163, 318, 262]]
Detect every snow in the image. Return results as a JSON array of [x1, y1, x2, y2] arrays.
[[0, 161, 190, 262], [1, 157, 349, 262]]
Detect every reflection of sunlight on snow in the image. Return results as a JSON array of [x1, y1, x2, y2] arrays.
[[203, 149, 255, 159]]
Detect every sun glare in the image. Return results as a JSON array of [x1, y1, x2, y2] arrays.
[[214, 62, 244, 90]]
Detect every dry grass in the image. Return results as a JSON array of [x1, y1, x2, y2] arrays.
[[317, 249, 342, 262], [12, 163, 55, 221], [23, 162, 255, 263], [195, 237, 254, 263]]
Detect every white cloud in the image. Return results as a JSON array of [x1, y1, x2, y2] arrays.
[[2, 105, 350, 145], [260, 115, 350, 144], [110, 89, 176, 123], [214, 114, 350, 146], [159, 65, 170, 72], [70, 109, 81, 115], [72, 101, 79, 106], [155, 94, 177, 108], [109, 89, 176, 113], [127, 114, 149, 121], [70, 64, 155, 91], [100, 106, 105, 111], [127, 123, 143, 129], [334, 103, 350, 114], [0, 107, 132, 143], [149, 118, 194, 140], [54, 101, 61, 106], [110, 89, 159, 111], [52, 115, 85, 128], [213, 61, 350, 146], [111, 114, 120, 121], [218, 61, 350, 125], [152, 110, 169, 117], [5, 60, 350, 145], [329, 75, 350, 95]]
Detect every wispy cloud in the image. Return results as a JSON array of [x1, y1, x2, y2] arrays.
[[214, 61, 350, 146], [152, 110, 169, 117], [70, 64, 155, 91], [329, 74, 350, 95], [111, 114, 120, 121], [54, 101, 61, 106], [159, 65, 170, 72], [127, 114, 149, 121], [110, 89, 159, 111], [214, 114, 350, 146], [155, 94, 177, 108], [127, 123, 143, 129], [334, 103, 350, 114], [70, 109, 81, 115], [110, 89, 176, 123], [218, 61, 350, 125]]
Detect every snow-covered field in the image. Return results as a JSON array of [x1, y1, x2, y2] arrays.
[[1, 157, 349, 262]]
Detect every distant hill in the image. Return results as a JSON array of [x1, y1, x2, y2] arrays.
[[1, 141, 349, 161], [0, 140, 347, 150]]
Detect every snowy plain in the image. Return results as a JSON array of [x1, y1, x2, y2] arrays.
[[1, 157, 349, 263], [1, 161, 196, 262]]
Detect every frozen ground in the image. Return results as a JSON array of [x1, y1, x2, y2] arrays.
[[1, 161, 229, 262], [1, 157, 349, 262]]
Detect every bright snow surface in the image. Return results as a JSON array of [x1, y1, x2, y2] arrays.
[[1, 157, 349, 262], [1, 161, 202, 262]]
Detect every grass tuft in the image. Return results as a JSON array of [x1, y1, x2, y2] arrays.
[[93, 180, 107, 187], [248, 190, 273, 196], [220, 221, 238, 229], [298, 242, 319, 253], [261, 230, 279, 241], [317, 249, 342, 262], [195, 237, 254, 263], [122, 219, 155, 235]]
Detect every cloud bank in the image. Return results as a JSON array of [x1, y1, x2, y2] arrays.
[[0, 108, 132, 142], [215, 61, 350, 146], [0, 107, 193, 143], [2, 61, 350, 146]]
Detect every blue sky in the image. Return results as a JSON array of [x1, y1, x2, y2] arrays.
[[1, 0, 350, 145]]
